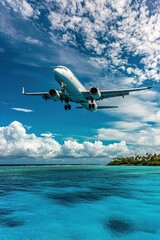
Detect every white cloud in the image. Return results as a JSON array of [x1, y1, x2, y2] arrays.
[[136, 127, 160, 147], [133, 90, 158, 101], [1, 0, 159, 84], [97, 124, 160, 149], [147, 110, 160, 123], [98, 128, 126, 141], [0, 121, 129, 159], [25, 37, 43, 46], [2, 0, 34, 19], [101, 91, 160, 123], [0, 11, 17, 38], [41, 133, 53, 138], [121, 77, 137, 86], [111, 0, 130, 15], [2, 121, 159, 160], [11, 108, 33, 113], [47, 0, 159, 83], [0, 121, 61, 159], [113, 121, 149, 131], [96, 86, 160, 154]]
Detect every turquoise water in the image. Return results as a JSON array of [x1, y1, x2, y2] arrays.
[[0, 165, 160, 240]]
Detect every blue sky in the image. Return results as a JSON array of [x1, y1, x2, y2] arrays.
[[0, 0, 159, 163]]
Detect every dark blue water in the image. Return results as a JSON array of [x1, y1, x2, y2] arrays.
[[0, 165, 160, 240]]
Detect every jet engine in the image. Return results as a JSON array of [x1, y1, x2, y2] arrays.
[[49, 89, 60, 101], [90, 87, 101, 100]]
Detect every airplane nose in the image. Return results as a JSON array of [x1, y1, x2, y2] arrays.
[[54, 67, 64, 77], [54, 68, 60, 75], [54, 68, 62, 83]]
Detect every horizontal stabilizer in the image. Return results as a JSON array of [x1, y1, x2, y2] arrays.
[[98, 106, 118, 109], [76, 106, 118, 109]]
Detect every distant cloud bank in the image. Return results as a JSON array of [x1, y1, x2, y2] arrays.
[[1, 121, 159, 161], [0, 121, 128, 160]]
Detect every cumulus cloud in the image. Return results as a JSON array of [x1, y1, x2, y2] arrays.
[[0, 121, 129, 160], [0, 121, 61, 159], [11, 108, 33, 113], [1, 121, 159, 160], [46, 0, 160, 83], [1, 0, 34, 19]]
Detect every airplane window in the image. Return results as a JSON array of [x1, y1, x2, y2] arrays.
[[57, 66, 68, 71]]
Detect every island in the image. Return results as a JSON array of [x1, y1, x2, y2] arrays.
[[107, 153, 160, 166]]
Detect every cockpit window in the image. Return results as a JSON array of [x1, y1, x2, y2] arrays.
[[57, 66, 68, 71]]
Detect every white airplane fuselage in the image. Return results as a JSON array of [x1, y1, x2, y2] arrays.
[[54, 66, 97, 112]]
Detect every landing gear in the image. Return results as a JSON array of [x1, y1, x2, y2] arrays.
[[64, 104, 71, 110], [64, 105, 68, 110], [89, 104, 92, 110], [92, 103, 95, 109], [89, 103, 96, 109]]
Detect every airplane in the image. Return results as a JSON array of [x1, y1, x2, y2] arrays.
[[22, 66, 152, 112]]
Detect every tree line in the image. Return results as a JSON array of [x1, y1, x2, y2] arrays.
[[108, 153, 160, 166]]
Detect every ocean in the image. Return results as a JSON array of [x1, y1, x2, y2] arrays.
[[0, 165, 160, 240]]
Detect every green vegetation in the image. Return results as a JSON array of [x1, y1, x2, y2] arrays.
[[108, 153, 160, 166]]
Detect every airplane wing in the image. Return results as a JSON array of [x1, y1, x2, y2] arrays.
[[22, 87, 50, 100], [22, 87, 48, 96], [22, 87, 74, 102], [82, 86, 152, 100]]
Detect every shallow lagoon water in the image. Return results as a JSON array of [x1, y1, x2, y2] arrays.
[[0, 165, 160, 240]]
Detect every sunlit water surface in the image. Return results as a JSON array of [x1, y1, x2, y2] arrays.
[[0, 165, 160, 240]]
